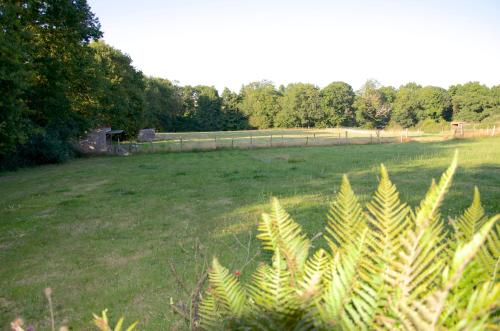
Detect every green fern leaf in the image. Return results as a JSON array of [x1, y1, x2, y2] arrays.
[[367, 164, 411, 262], [325, 174, 367, 252], [450, 281, 499, 331], [391, 215, 499, 331], [206, 258, 248, 317], [199, 294, 221, 330], [257, 197, 311, 279], [320, 228, 380, 330]]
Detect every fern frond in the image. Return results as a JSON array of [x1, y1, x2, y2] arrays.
[[199, 292, 222, 330], [367, 164, 411, 261], [453, 187, 499, 279], [390, 215, 499, 331], [325, 174, 367, 252], [92, 309, 137, 331], [248, 250, 298, 315], [450, 281, 499, 331], [480, 222, 500, 280], [439, 260, 486, 327], [320, 228, 380, 330], [298, 248, 332, 300], [257, 197, 311, 279], [414, 151, 458, 228], [454, 187, 488, 242], [388, 156, 458, 304], [205, 258, 248, 317]]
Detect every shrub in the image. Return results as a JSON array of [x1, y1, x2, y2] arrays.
[[417, 118, 449, 134], [199, 152, 499, 330]]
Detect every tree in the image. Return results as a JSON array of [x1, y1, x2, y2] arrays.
[[0, 0, 102, 169], [90, 41, 145, 137], [194, 86, 223, 131], [0, 2, 32, 165], [239, 81, 281, 129], [319, 82, 356, 127], [393, 84, 452, 127], [489, 85, 500, 120], [143, 77, 181, 131], [276, 83, 321, 128], [221, 88, 249, 130], [354, 80, 392, 129], [392, 83, 421, 127], [449, 82, 492, 121], [418, 86, 452, 121], [177, 85, 223, 131]]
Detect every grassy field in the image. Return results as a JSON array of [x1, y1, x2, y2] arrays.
[[1, 137, 499, 329]]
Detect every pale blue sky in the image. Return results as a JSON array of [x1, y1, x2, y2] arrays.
[[88, 0, 500, 92]]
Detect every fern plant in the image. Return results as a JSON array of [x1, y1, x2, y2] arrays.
[[199, 153, 499, 330], [93, 309, 137, 331]]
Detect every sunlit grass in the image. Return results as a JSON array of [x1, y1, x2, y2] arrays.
[[0, 137, 499, 329]]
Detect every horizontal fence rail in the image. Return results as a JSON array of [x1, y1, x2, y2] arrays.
[[114, 125, 499, 155]]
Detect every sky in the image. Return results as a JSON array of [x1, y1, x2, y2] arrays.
[[88, 0, 500, 92]]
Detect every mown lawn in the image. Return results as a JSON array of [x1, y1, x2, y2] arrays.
[[1, 137, 499, 329]]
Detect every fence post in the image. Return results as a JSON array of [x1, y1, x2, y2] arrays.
[[231, 138, 234, 149], [250, 134, 253, 147], [306, 136, 309, 146], [214, 136, 217, 149], [370, 134, 373, 144], [345, 131, 348, 144], [180, 137, 183, 151], [270, 134, 273, 147], [492, 125, 496, 136]]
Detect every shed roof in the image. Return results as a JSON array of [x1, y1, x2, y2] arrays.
[[106, 129, 124, 135]]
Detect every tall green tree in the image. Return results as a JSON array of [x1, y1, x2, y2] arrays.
[[392, 83, 422, 127], [418, 86, 452, 121], [320, 82, 356, 127], [393, 84, 452, 127], [239, 81, 281, 129], [90, 41, 145, 136], [221, 88, 249, 130], [194, 85, 223, 130], [0, 2, 32, 163], [354, 80, 392, 129], [276, 83, 321, 128], [177, 85, 223, 131], [0, 0, 102, 169], [449, 82, 492, 121], [489, 85, 500, 120], [143, 77, 181, 131]]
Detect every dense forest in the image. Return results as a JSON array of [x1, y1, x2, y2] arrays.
[[1, 1, 499, 169]]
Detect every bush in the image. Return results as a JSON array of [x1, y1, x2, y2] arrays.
[[199, 153, 499, 330], [416, 118, 449, 134], [0, 131, 75, 171]]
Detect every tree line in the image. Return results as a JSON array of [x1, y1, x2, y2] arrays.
[[1, 1, 499, 169]]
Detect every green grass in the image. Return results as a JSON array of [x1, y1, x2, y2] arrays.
[[1, 137, 499, 329]]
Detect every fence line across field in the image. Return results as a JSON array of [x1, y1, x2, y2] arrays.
[[119, 125, 499, 154], [131, 130, 398, 153]]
